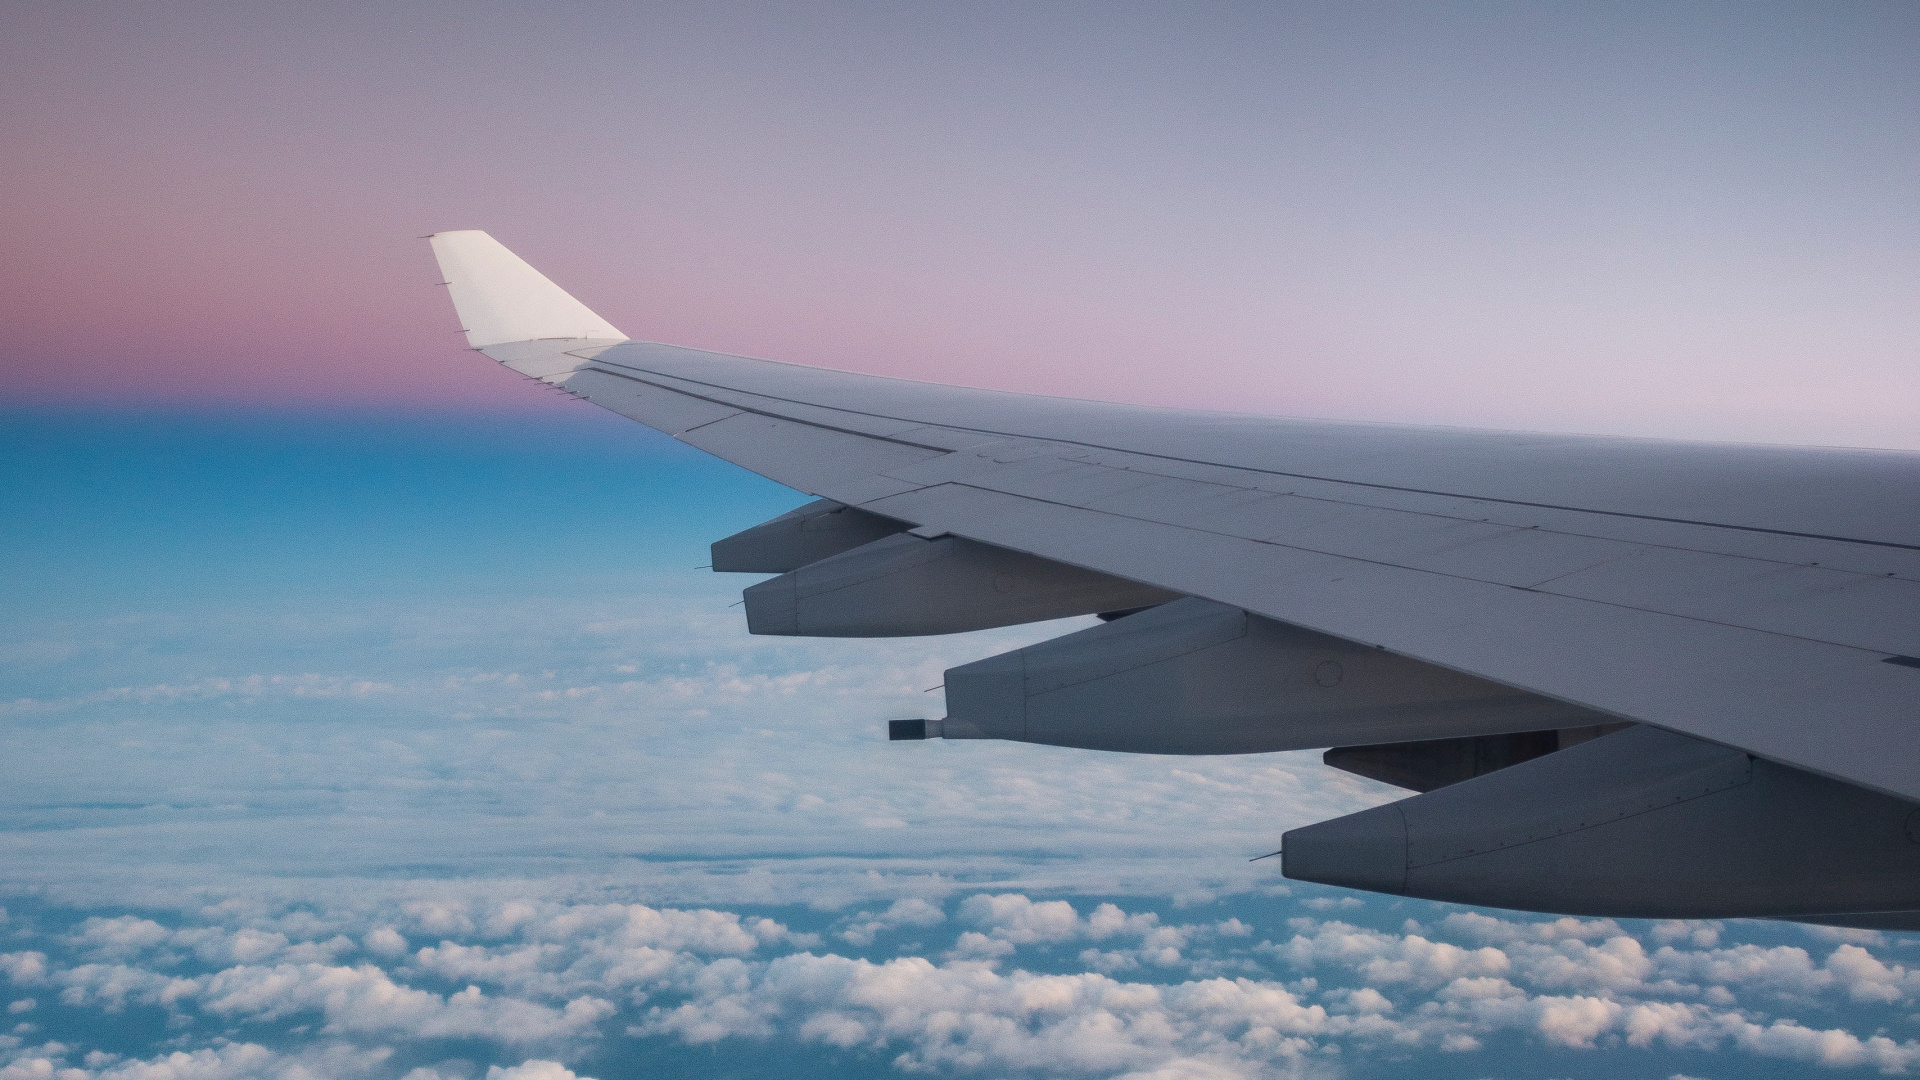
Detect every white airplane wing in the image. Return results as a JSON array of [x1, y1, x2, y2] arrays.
[[428, 230, 1920, 926]]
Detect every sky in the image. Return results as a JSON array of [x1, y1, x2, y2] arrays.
[[2, 0, 1916, 443], [5, 3, 1920, 1080]]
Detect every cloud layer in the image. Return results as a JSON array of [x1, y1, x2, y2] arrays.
[[6, 894, 1920, 1080], [8, 418, 1920, 1079], [0, 585, 1387, 909]]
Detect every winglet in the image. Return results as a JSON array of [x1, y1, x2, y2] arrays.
[[427, 230, 627, 348]]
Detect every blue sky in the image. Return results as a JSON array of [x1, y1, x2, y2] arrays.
[[6, 410, 1920, 1080]]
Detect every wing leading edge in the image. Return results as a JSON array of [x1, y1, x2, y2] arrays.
[[428, 231, 1920, 924]]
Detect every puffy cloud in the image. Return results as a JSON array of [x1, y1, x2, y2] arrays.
[[1517, 935, 1653, 995], [1824, 944, 1920, 1005], [539, 904, 799, 955], [639, 952, 1335, 1076], [1650, 921, 1722, 949], [1273, 921, 1510, 988], [403, 903, 474, 939], [67, 919, 168, 959], [407, 903, 813, 1001], [1732, 1019, 1920, 1071], [0, 1042, 392, 1080], [60, 921, 354, 972], [958, 894, 1085, 945], [94, 1045, 298, 1080], [0, 956, 47, 986], [13, 891, 1920, 1080], [1334, 987, 1393, 1015], [1614, 1002, 1920, 1070], [1647, 942, 1920, 1006], [1260, 913, 1920, 1069], [1531, 994, 1621, 1049], [10, 585, 1920, 1074], [211, 930, 290, 965], [837, 899, 945, 947], [485, 1063, 597, 1080], [951, 896, 1214, 971], [364, 929, 408, 958], [197, 963, 614, 1044], [54, 965, 197, 1012], [1438, 913, 1623, 945], [411, 943, 574, 993], [1655, 942, 1831, 998]]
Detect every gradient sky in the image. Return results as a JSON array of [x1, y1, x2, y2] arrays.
[[3, 0, 1917, 445]]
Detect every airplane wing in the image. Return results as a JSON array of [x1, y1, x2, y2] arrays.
[[427, 230, 1920, 926]]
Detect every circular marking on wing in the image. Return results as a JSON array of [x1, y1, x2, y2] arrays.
[[1314, 660, 1344, 688]]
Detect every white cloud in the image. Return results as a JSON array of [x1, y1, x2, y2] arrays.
[[638, 952, 1337, 1077], [837, 898, 945, 947], [1648, 942, 1920, 1006], [1825, 944, 1920, 1005], [12, 891, 1920, 1080], [1650, 921, 1722, 949], [536, 903, 799, 955], [1518, 935, 1653, 995], [958, 894, 1085, 945], [1808, 926, 1892, 947], [68, 919, 169, 959], [0, 597, 1388, 908], [0, 957, 47, 986], [950, 896, 1215, 971], [14, 595, 1920, 1079], [485, 1063, 597, 1080], [1272, 920, 1511, 989], [0, 1041, 394, 1080], [1655, 942, 1830, 998], [196, 963, 615, 1045], [1531, 994, 1621, 1049], [1618, 1003, 1920, 1070], [406, 902, 816, 1001], [54, 965, 197, 1013], [403, 902, 474, 938], [364, 929, 408, 958], [60, 920, 356, 972]]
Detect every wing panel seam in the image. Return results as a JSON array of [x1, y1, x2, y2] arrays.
[[940, 481, 1900, 658], [584, 366, 958, 453]]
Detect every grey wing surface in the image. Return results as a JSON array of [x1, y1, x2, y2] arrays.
[[427, 230, 1920, 925]]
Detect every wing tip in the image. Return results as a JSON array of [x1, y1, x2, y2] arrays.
[[426, 230, 628, 348]]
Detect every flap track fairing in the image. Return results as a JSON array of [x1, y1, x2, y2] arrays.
[[930, 597, 1611, 754]]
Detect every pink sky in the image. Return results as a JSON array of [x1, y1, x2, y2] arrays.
[[3, 1, 1916, 448]]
